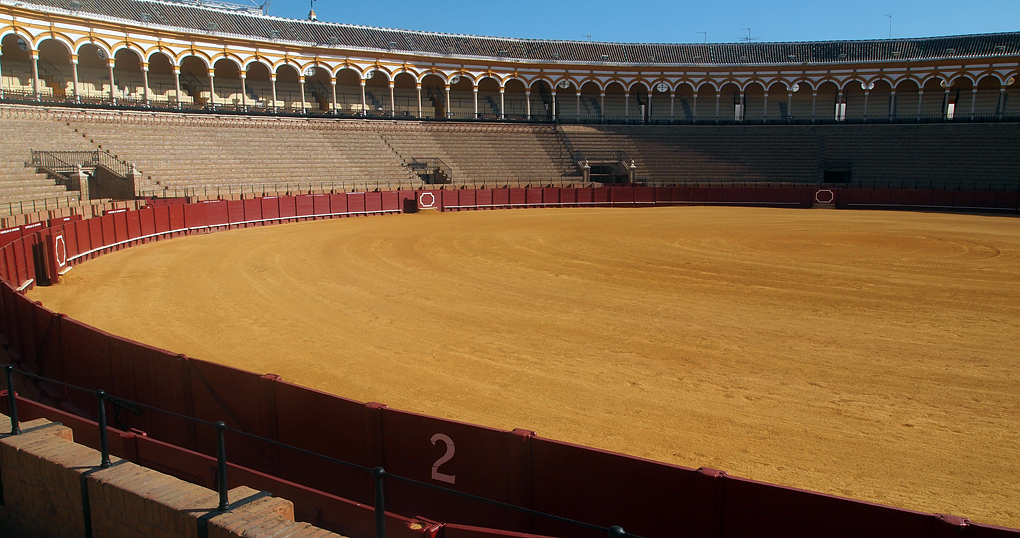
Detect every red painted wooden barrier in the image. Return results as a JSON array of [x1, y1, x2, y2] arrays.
[[366, 192, 383, 213], [2, 187, 1018, 538], [331, 192, 349, 214], [348, 192, 367, 214], [279, 195, 297, 220]]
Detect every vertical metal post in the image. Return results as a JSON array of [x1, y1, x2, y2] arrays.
[[96, 390, 110, 468], [5, 365, 20, 434], [216, 421, 229, 511], [373, 467, 386, 538]]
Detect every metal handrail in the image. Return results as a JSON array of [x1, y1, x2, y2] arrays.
[[30, 150, 131, 176], [406, 156, 453, 180], [1, 365, 643, 538]]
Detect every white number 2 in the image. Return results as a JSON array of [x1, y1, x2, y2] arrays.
[[430, 433, 456, 484]]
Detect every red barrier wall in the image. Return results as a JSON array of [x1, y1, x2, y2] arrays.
[[1, 187, 1017, 538], [296, 195, 315, 218], [348, 192, 367, 214]]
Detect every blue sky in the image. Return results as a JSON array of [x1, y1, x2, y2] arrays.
[[260, 0, 1020, 43]]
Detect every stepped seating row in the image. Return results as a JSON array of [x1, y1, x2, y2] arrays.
[[560, 123, 1020, 188], [0, 115, 94, 204]]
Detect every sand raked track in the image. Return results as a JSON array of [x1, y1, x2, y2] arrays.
[[29, 206, 1020, 528]]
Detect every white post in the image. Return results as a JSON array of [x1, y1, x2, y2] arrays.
[[473, 87, 478, 118], [525, 90, 531, 119], [762, 92, 769, 121], [270, 74, 278, 112], [811, 91, 818, 123], [624, 92, 629, 121], [298, 76, 306, 113], [445, 85, 451, 118], [71, 57, 80, 102], [575, 90, 580, 119], [692, 93, 698, 120], [240, 74, 247, 109], [107, 59, 116, 103], [889, 90, 896, 120], [600, 91, 605, 121], [174, 66, 182, 108], [416, 82, 422, 118], [916, 89, 924, 120], [331, 80, 337, 114], [500, 87, 505, 119], [551, 90, 557, 120], [970, 87, 978, 120], [647, 89, 652, 122], [862, 90, 870, 122], [208, 69, 216, 108], [670, 91, 675, 121], [714, 90, 720, 123], [0, 52, 4, 98], [31, 51, 41, 100], [142, 64, 150, 105], [943, 88, 951, 119], [998, 87, 1006, 119], [360, 80, 367, 116], [389, 81, 395, 116]]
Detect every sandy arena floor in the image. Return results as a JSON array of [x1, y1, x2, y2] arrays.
[[29, 206, 1020, 528]]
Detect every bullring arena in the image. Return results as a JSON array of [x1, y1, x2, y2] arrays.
[[0, 0, 1019, 537]]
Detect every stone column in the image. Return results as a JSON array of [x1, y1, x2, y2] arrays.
[[142, 64, 150, 105], [240, 74, 247, 110], [416, 82, 422, 118], [174, 66, 182, 108], [331, 79, 338, 114], [670, 91, 675, 122], [71, 57, 80, 102], [762, 92, 769, 121], [298, 76, 306, 113], [551, 90, 557, 120], [714, 90, 720, 123], [862, 90, 870, 122], [970, 87, 978, 120], [389, 81, 395, 116], [31, 50, 41, 100], [624, 92, 629, 121], [208, 68, 216, 108], [916, 89, 924, 120], [270, 73, 278, 112], [473, 87, 479, 118], [500, 88, 505, 119], [107, 58, 116, 103], [360, 80, 367, 116], [525, 90, 531, 119], [811, 91, 817, 123]]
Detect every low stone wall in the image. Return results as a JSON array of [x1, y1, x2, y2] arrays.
[[0, 413, 345, 538]]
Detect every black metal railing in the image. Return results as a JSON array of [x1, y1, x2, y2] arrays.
[[1, 365, 644, 538], [30, 150, 131, 176], [406, 157, 453, 183]]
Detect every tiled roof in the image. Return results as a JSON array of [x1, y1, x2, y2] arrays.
[[21, 0, 1020, 65]]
